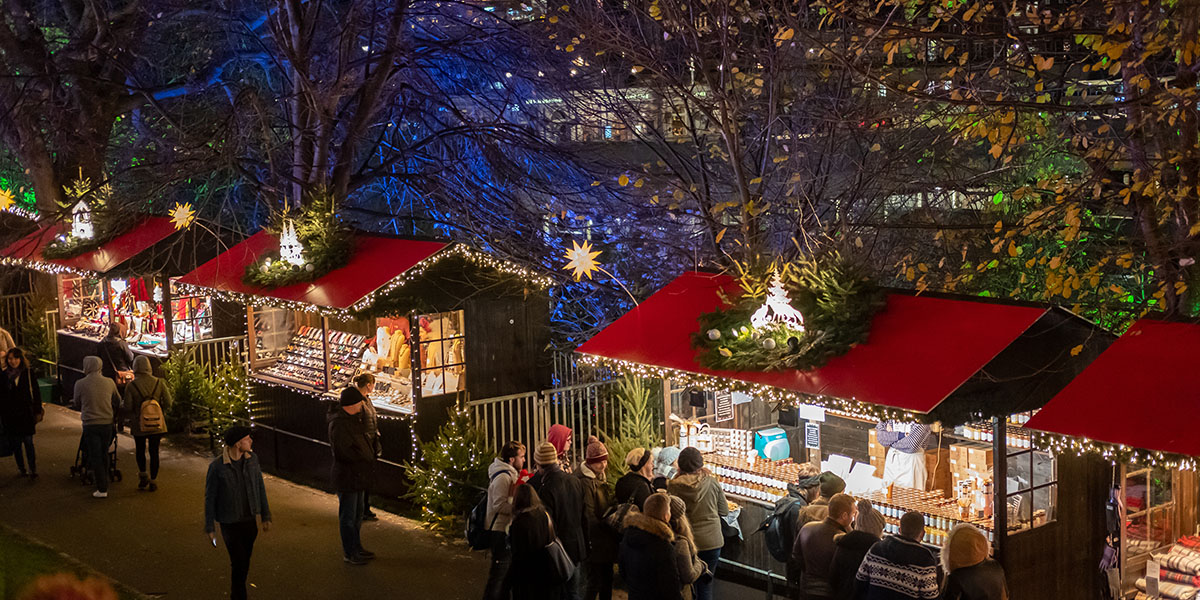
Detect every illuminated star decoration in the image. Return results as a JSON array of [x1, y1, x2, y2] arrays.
[[750, 273, 806, 333], [563, 240, 602, 281], [0, 188, 13, 212], [170, 202, 196, 230]]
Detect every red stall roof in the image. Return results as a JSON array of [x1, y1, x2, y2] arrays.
[[1027, 319, 1200, 457], [575, 271, 1049, 414], [174, 231, 449, 312], [0, 217, 178, 276]]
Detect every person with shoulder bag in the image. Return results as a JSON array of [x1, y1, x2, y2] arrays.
[[508, 485, 567, 600], [99, 326, 135, 387], [1, 348, 42, 478], [123, 355, 172, 491]]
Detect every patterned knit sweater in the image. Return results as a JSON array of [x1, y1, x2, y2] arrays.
[[854, 535, 940, 600]]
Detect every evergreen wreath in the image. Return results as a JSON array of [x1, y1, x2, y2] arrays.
[[243, 191, 353, 288], [43, 179, 130, 260], [692, 251, 886, 372]]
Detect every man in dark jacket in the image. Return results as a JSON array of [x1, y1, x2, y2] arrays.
[[618, 492, 684, 600], [792, 493, 856, 600], [205, 426, 272, 600], [529, 440, 588, 598], [855, 511, 939, 600], [830, 500, 885, 600], [577, 436, 616, 600], [328, 391, 376, 565], [614, 447, 655, 509]]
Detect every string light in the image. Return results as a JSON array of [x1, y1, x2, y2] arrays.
[[1031, 431, 1199, 470], [0, 255, 101, 278]]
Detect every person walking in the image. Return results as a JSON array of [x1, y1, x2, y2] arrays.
[[345, 374, 382, 521], [577, 436, 616, 600], [667, 447, 728, 600], [792, 493, 856, 600], [615, 447, 655, 509], [830, 499, 885, 600], [123, 355, 171, 491], [940, 524, 1008, 600], [507, 485, 564, 600], [855, 511, 939, 600], [1, 347, 41, 478], [547, 423, 575, 472], [668, 495, 708, 600], [205, 426, 272, 600], [618, 492, 684, 600], [75, 356, 120, 498], [529, 440, 587, 599], [482, 440, 525, 600], [328, 389, 376, 565]]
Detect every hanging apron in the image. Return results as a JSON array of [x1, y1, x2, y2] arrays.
[[883, 447, 928, 490]]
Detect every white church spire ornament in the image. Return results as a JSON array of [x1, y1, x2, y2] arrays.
[[279, 219, 306, 267], [750, 273, 805, 332], [70, 201, 94, 241]]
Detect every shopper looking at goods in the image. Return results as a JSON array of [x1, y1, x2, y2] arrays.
[[344, 374, 382, 521], [204, 426, 271, 600], [1, 347, 41, 479], [577, 436, 617, 600], [764, 462, 822, 583], [76, 356, 120, 498], [940, 523, 1008, 600], [482, 440, 525, 600], [855, 511, 939, 600], [667, 447, 728, 600], [653, 446, 682, 490], [668, 495, 708, 600], [328, 391, 376, 565], [797, 472, 848, 529], [98, 325, 134, 385], [829, 499, 885, 600], [547, 423, 575, 472], [618, 492, 684, 600], [123, 355, 171, 491], [529, 440, 588, 596], [507, 485, 564, 600], [791, 493, 856, 600], [615, 447, 655, 509]]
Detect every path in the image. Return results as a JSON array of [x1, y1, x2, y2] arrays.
[[0, 404, 487, 599]]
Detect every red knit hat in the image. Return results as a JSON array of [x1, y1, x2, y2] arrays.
[[584, 435, 608, 465]]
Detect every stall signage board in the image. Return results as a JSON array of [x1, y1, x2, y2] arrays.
[[805, 422, 821, 449], [798, 404, 826, 422], [715, 390, 734, 423], [1146, 559, 1160, 598]]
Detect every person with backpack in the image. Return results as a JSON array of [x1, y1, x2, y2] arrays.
[[1, 347, 41, 478], [481, 440, 525, 600], [122, 355, 171, 491], [763, 463, 822, 570], [529, 441, 588, 599], [576, 436, 616, 600], [205, 426, 272, 600], [75, 356, 121, 498]]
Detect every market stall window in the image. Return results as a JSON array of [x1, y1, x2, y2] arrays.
[[1123, 466, 1176, 558], [169, 282, 213, 344], [1005, 447, 1058, 533], [416, 310, 465, 397], [59, 274, 106, 336]]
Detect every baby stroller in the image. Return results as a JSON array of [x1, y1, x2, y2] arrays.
[[70, 425, 122, 485]]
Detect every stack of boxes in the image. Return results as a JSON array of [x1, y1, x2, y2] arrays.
[[868, 429, 888, 474], [949, 442, 994, 490]]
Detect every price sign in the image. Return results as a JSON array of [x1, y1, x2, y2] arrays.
[[715, 390, 734, 423], [1147, 559, 1160, 598], [805, 422, 821, 449]]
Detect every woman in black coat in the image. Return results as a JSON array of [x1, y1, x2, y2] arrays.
[[1, 348, 42, 477], [98, 325, 133, 383], [508, 485, 566, 600]]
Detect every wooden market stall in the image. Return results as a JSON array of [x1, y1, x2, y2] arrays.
[[575, 270, 1113, 600], [0, 216, 237, 394], [174, 230, 553, 497], [1028, 319, 1200, 600]]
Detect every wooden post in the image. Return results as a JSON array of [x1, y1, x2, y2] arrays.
[[410, 312, 422, 406], [662, 378, 673, 446], [162, 276, 175, 352], [245, 305, 259, 371], [321, 315, 332, 393], [992, 416, 1007, 560]]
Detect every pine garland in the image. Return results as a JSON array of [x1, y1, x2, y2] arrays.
[[404, 410, 492, 532], [692, 251, 886, 372], [243, 191, 353, 288]]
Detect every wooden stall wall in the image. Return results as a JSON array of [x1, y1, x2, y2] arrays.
[[1003, 453, 1108, 600], [463, 293, 550, 400]]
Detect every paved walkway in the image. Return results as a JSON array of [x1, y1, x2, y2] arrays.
[[0, 405, 487, 599]]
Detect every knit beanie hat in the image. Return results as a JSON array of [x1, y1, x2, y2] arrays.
[[854, 499, 886, 538], [669, 494, 687, 520], [943, 523, 990, 572], [625, 447, 652, 472], [584, 435, 608, 465], [819, 472, 846, 498], [534, 441, 559, 466], [677, 447, 704, 474], [223, 425, 252, 447], [655, 446, 682, 479]]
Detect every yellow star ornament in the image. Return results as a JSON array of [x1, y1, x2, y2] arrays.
[[563, 240, 602, 281], [0, 188, 14, 212], [170, 202, 196, 230]]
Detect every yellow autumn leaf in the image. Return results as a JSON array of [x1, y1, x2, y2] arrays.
[[989, 144, 1003, 158], [718, 347, 732, 358], [549, 15, 559, 23], [775, 27, 795, 41], [1008, 242, 1018, 257], [870, 143, 881, 152], [618, 174, 629, 186], [1070, 344, 1083, 357], [715, 228, 727, 243]]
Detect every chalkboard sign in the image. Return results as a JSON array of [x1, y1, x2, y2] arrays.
[[805, 422, 821, 449], [715, 390, 734, 423]]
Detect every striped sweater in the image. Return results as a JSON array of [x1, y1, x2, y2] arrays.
[[855, 535, 940, 600]]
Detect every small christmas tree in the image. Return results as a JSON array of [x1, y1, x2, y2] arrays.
[[404, 410, 492, 531], [601, 376, 662, 493]]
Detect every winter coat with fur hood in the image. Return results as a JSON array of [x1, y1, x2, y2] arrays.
[[619, 511, 684, 600]]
